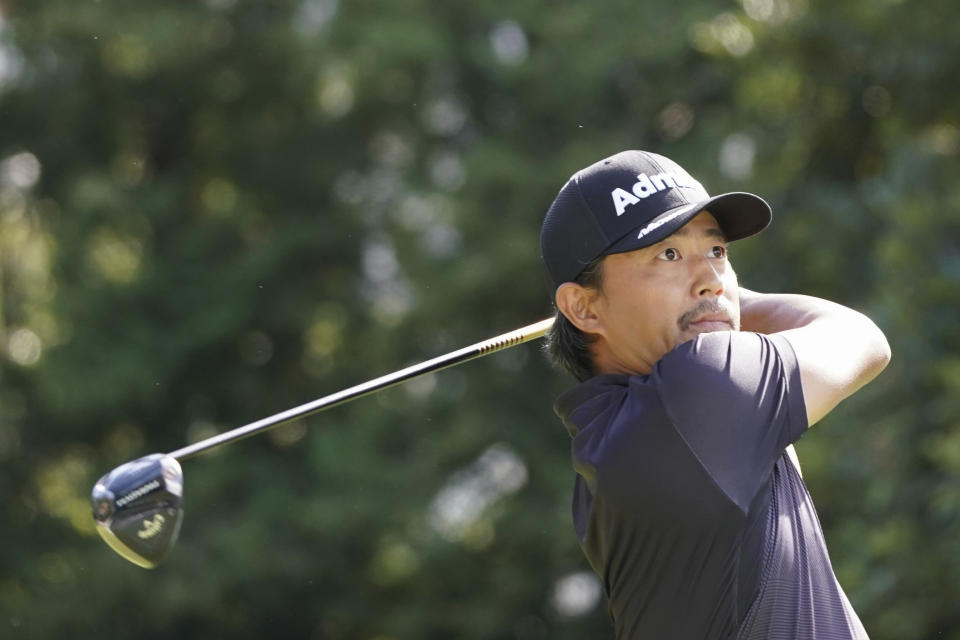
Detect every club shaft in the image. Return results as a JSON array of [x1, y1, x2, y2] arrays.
[[168, 318, 555, 461]]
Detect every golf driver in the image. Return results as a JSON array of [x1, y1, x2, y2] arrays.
[[91, 317, 554, 568]]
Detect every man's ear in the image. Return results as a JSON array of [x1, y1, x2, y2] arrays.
[[555, 282, 604, 335]]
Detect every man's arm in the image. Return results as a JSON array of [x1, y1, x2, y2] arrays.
[[738, 288, 891, 427]]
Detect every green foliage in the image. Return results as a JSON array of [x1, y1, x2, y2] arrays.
[[1, 0, 957, 638]]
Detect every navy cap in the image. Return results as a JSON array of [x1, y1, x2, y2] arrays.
[[540, 150, 772, 290]]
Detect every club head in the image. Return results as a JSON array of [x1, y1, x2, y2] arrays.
[[91, 453, 184, 569]]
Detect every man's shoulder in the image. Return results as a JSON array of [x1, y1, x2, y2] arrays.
[[652, 331, 801, 417], [556, 332, 800, 434], [556, 332, 772, 417], [657, 330, 794, 381]]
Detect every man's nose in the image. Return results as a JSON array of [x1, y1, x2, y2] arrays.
[[692, 256, 724, 297]]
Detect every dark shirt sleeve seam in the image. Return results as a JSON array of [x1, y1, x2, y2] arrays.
[[768, 334, 809, 440]]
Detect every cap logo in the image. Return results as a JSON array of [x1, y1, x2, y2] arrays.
[[611, 170, 701, 216], [636, 207, 690, 240]]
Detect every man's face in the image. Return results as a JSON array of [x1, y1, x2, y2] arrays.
[[585, 210, 740, 375]]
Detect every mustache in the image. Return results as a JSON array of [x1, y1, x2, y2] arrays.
[[677, 300, 738, 332]]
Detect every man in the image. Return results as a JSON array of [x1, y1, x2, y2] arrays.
[[539, 150, 890, 639]]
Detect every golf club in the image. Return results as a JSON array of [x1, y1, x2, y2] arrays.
[[91, 317, 555, 568]]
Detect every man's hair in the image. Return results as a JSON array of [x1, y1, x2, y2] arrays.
[[545, 257, 605, 382]]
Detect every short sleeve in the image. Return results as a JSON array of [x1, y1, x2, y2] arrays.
[[650, 331, 808, 513]]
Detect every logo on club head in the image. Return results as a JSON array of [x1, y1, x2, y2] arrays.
[[138, 514, 166, 539]]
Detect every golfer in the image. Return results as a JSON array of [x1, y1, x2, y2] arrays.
[[540, 150, 890, 639]]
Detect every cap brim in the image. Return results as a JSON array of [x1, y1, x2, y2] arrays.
[[603, 191, 771, 256]]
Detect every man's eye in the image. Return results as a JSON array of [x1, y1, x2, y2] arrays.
[[710, 245, 727, 258], [658, 248, 681, 261]]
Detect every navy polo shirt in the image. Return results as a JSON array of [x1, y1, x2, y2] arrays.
[[555, 331, 869, 639]]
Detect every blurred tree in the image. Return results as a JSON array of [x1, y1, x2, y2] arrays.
[[0, 0, 957, 638]]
